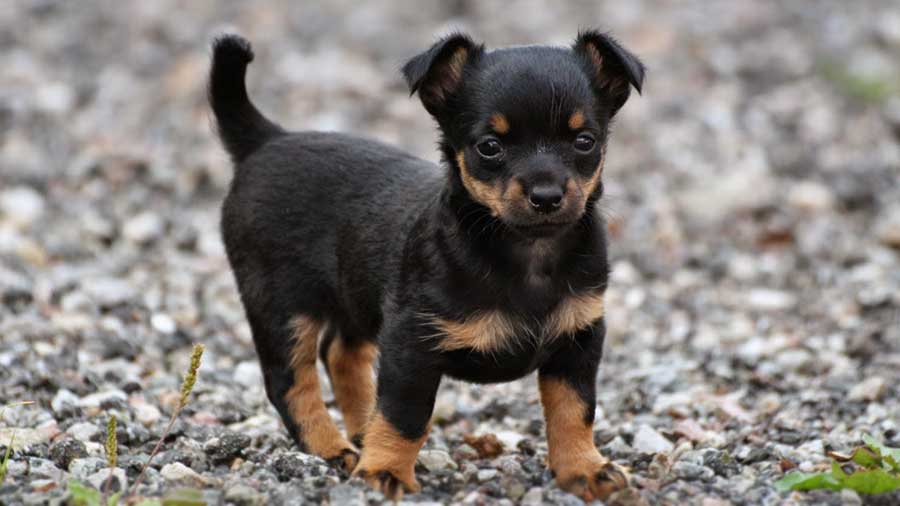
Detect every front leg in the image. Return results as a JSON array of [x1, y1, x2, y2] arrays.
[[354, 331, 441, 500], [539, 319, 630, 501]]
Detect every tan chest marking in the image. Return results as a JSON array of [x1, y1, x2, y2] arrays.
[[431, 291, 605, 353], [433, 310, 520, 353], [544, 291, 605, 338]]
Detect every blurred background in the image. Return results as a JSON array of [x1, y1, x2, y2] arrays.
[[1, 1, 899, 504]]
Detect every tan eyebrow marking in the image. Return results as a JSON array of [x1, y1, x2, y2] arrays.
[[568, 110, 585, 130], [489, 113, 510, 135]]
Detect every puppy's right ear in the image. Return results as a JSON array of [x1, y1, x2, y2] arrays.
[[402, 33, 483, 116]]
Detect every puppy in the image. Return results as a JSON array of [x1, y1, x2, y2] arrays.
[[210, 30, 644, 501]]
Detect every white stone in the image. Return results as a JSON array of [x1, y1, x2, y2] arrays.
[[653, 391, 693, 414], [66, 422, 100, 442], [134, 403, 161, 425], [81, 278, 137, 308], [160, 462, 202, 482], [150, 312, 177, 334], [746, 288, 797, 311], [788, 181, 834, 211], [776, 349, 813, 371], [494, 430, 526, 450], [418, 449, 458, 472], [875, 206, 900, 248], [0, 186, 45, 226], [633, 424, 674, 454], [123, 211, 164, 244], [848, 376, 887, 402], [0, 428, 51, 451], [77, 389, 128, 409], [521, 487, 544, 506], [51, 388, 80, 414], [35, 82, 76, 113], [476, 469, 499, 482], [233, 360, 262, 388]]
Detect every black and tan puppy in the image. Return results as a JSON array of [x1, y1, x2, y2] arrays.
[[210, 30, 644, 501]]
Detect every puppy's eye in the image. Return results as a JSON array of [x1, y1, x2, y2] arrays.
[[574, 133, 596, 153], [475, 137, 503, 159]]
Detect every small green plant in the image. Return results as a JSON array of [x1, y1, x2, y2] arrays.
[[128, 344, 205, 499], [0, 401, 35, 484], [0, 431, 15, 484], [69, 480, 122, 506], [67, 344, 206, 505], [776, 434, 900, 495], [818, 61, 898, 105], [101, 415, 118, 504]]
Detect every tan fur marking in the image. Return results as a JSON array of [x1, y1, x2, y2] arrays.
[[540, 377, 597, 472], [502, 179, 531, 213], [568, 110, 585, 130], [456, 151, 504, 217], [575, 146, 607, 201], [584, 42, 628, 93], [433, 310, 520, 353], [447, 47, 468, 85], [354, 413, 429, 499], [326, 339, 378, 439], [540, 376, 629, 501], [431, 290, 604, 354], [585, 44, 604, 76], [546, 291, 605, 337], [489, 113, 510, 134], [285, 316, 356, 470], [421, 46, 469, 108], [428, 47, 468, 103]]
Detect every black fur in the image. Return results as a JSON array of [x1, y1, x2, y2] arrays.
[[211, 32, 644, 443], [209, 35, 285, 163]]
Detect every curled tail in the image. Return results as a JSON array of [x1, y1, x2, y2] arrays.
[[208, 34, 284, 163]]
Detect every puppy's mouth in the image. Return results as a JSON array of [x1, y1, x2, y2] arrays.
[[507, 219, 577, 238]]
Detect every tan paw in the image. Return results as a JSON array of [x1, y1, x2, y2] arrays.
[[555, 460, 631, 502], [353, 467, 420, 501]]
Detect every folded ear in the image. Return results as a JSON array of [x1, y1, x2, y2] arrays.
[[573, 30, 645, 116], [402, 33, 483, 116]]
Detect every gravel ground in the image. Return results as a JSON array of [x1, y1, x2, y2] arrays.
[[2, 1, 900, 505]]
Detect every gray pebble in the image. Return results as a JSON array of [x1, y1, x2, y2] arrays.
[[328, 483, 366, 506], [224, 483, 266, 506], [204, 431, 252, 464], [48, 438, 87, 469], [671, 461, 715, 481]]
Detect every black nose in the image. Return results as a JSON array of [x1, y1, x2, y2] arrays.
[[528, 185, 564, 213]]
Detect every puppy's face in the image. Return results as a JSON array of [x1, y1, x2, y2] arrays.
[[403, 31, 644, 238]]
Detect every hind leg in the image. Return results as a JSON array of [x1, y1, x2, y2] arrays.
[[251, 314, 358, 472], [322, 332, 378, 446]]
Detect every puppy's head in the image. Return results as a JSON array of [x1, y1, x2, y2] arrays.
[[403, 30, 644, 238]]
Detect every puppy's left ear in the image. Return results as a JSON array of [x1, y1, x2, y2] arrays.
[[573, 30, 645, 116], [402, 33, 483, 117]]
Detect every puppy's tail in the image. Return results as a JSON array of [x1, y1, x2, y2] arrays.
[[209, 34, 284, 164]]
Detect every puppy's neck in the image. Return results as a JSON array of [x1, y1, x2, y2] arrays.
[[443, 187, 595, 275], [516, 238, 560, 288]]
